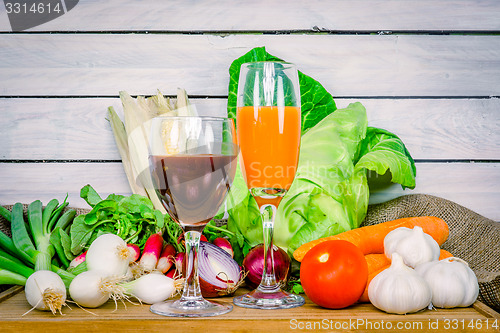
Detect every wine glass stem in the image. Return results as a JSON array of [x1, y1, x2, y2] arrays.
[[258, 204, 280, 292], [180, 230, 203, 302]]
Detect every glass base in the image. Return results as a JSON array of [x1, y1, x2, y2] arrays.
[[150, 298, 233, 317], [233, 288, 305, 310]]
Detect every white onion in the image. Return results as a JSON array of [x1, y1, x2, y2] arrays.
[[121, 273, 177, 304], [69, 270, 111, 308], [86, 233, 131, 277], [25, 270, 67, 314]]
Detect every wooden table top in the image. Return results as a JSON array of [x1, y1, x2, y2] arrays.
[[0, 286, 498, 333]]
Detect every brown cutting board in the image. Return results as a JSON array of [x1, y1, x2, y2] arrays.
[[0, 287, 498, 333]]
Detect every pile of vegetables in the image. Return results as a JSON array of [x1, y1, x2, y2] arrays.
[[0, 189, 246, 314], [295, 216, 479, 313]]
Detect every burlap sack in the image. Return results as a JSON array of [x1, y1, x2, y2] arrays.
[[362, 194, 500, 312], [1, 195, 499, 312]]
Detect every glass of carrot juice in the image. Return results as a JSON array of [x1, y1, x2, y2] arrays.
[[233, 61, 305, 309]]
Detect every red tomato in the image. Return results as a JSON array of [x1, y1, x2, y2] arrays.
[[300, 240, 368, 309]]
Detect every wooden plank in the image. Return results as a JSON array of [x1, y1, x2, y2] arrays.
[[0, 290, 497, 333], [1, 0, 499, 32], [0, 286, 23, 304], [1, 34, 499, 96], [1, 98, 498, 160], [0, 162, 498, 221]]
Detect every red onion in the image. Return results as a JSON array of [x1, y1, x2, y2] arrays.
[[243, 244, 291, 289], [212, 237, 233, 258], [198, 241, 243, 297]]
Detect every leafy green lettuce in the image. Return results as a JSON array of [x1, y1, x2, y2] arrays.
[[224, 47, 416, 256]]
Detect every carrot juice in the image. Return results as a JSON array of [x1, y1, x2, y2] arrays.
[[237, 105, 301, 190]]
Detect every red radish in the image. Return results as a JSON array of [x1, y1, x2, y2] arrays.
[[69, 251, 87, 269], [174, 252, 185, 276], [139, 233, 164, 271], [127, 244, 141, 262], [200, 235, 208, 242], [156, 244, 176, 273], [213, 237, 233, 258], [165, 268, 177, 279]]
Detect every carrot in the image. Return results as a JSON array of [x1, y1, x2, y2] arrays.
[[439, 249, 453, 260], [359, 265, 388, 303], [358, 249, 454, 303], [357, 254, 392, 302], [364, 253, 391, 272], [293, 216, 449, 262]]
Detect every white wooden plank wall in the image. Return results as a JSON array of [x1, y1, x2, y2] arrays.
[[0, 1, 499, 221]]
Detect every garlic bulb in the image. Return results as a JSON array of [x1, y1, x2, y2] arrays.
[[384, 226, 440, 268], [368, 253, 432, 314], [415, 257, 479, 308]]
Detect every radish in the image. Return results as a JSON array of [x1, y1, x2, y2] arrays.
[[120, 272, 180, 304], [68, 251, 87, 269], [25, 270, 67, 314], [139, 233, 163, 271], [174, 252, 185, 275], [213, 238, 234, 258], [127, 244, 141, 262], [85, 233, 131, 277], [165, 268, 178, 279], [156, 244, 176, 273]]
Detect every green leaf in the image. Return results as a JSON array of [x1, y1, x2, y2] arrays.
[[106, 193, 126, 202], [80, 184, 103, 207], [50, 227, 72, 268], [83, 200, 117, 225], [118, 195, 154, 214], [355, 127, 416, 189], [69, 215, 94, 255], [227, 46, 336, 133]]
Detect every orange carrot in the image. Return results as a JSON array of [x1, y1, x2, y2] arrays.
[[364, 253, 391, 273], [359, 265, 388, 303], [293, 216, 449, 262], [439, 249, 453, 260], [357, 254, 391, 303], [358, 249, 453, 303]]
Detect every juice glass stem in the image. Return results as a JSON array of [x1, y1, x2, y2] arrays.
[[258, 204, 280, 292], [233, 189, 305, 309]]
